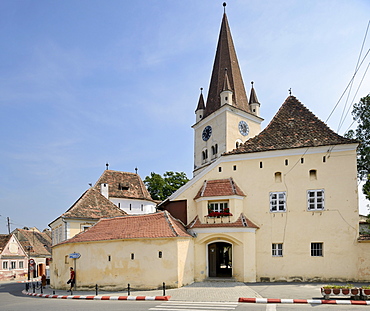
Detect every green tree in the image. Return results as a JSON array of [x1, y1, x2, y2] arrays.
[[346, 94, 370, 201], [144, 171, 189, 201]]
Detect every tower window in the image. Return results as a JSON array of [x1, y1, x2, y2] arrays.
[[309, 169, 317, 180], [301, 158, 304, 164], [131, 253, 135, 260], [225, 97, 228, 101], [233, 165, 236, 171], [159, 251, 162, 258], [218, 167, 222, 172], [285, 159, 289, 166], [275, 172, 282, 183], [260, 161, 263, 168], [108, 255, 111, 262], [323, 156, 326, 163]]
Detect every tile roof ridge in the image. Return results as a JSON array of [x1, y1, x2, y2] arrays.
[[200, 180, 208, 197], [163, 210, 179, 237], [187, 215, 200, 229], [229, 177, 236, 194]]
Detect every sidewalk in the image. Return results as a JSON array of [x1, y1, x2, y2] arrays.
[[21, 280, 370, 305]]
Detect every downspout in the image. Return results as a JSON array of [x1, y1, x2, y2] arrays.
[[62, 217, 67, 241]]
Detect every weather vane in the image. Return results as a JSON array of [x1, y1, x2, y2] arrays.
[[223, 2, 226, 13], [289, 88, 292, 96]]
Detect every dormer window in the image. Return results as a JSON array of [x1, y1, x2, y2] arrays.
[[118, 183, 129, 190]]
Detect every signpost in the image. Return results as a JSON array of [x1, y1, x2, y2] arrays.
[[69, 252, 80, 289]]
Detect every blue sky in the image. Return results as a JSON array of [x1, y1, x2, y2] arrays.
[[0, 1, 369, 232]]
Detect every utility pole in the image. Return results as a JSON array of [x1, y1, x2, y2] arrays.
[[7, 217, 10, 234]]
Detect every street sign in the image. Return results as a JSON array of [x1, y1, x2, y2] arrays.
[[29, 259, 35, 265], [69, 252, 81, 259]]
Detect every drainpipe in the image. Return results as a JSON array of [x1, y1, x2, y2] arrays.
[[62, 217, 67, 241]]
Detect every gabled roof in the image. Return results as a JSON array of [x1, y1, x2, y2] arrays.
[[0, 234, 11, 253], [188, 214, 258, 229], [195, 90, 205, 112], [56, 211, 192, 245], [94, 170, 155, 202], [62, 188, 126, 219], [204, 12, 250, 117], [194, 178, 245, 200], [227, 96, 357, 155], [13, 228, 51, 257]]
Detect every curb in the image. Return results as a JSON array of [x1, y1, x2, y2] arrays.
[[239, 297, 370, 305], [22, 290, 170, 301]]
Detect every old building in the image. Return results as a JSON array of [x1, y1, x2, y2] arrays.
[[51, 211, 193, 290]]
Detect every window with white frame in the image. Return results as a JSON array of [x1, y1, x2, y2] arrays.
[[270, 192, 286, 212], [10, 261, 16, 269], [311, 242, 323, 256], [209, 202, 228, 213], [307, 189, 324, 210], [19, 261, 23, 269], [272, 243, 283, 257], [2, 261, 8, 269]]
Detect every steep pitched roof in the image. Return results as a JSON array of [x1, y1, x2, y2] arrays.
[[62, 188, 126, 219], [57, 211, 192, 245], [94, 170, 155, 202], [249, 82, 259, 105], [194, 178, 245, 200], [0, 234, 11, 253], [204, 12, 250, 117], [13, 229, 51, 257], [188, 214, 258, 229], [227, 96, 357, 155], [195, 90, 205, 112]]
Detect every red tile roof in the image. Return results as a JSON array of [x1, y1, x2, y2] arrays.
[[227, 96, 357, 155], [194, 178, 245, 200], [0, 234, 11, 253], [56, 211, 192, 245], [13, 229, 51, 257], [94, 170, 155, 202], [188, 214, 258, 229], [61, 188, 126, 220]]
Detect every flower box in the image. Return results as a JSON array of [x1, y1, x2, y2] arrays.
[[321, 286, 360, 300], [206, 211, 233, 218]]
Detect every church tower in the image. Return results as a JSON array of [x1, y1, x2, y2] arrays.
[[193, 3, 263, 176]]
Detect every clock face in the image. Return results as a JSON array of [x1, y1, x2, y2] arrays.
[[202, 125, 212, 141], [238, 120, 249, 136]]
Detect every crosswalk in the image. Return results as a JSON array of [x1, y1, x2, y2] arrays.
[[149, 301, 238, 311]]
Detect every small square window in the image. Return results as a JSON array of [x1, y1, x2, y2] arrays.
[[311, 242, 323, 256], [307, 189, 324, 210], [270, 192, 286, 212], [272, 243, 283, 257]]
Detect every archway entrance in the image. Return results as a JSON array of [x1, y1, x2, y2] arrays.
[[208, 242, 232, 277]]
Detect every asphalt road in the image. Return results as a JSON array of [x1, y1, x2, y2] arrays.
[[0, 282, 369, 311]]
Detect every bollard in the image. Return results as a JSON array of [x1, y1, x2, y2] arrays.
[[163, 282, 166, 296], [25, 283, 28, 291], [53, 290, 55, 295], [41, 286, 43, 294], [95, 284, 98, 296], [128, 283, 130, 296], [32, 283, 35, 293]]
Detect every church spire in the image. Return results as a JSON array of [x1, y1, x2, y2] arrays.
[[195, 88, 205, 122], [249, 81, 260, 116], [204, 4, 250, 117]]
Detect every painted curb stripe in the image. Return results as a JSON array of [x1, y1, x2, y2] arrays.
[[239, 297, 370, 305], [22, 291, 170, 301]]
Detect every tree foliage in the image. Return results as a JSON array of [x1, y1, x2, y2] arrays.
[[144, 171, 189, 201], [346, 94, 370, 201]]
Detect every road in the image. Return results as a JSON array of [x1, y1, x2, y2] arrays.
[[0, 282, 368, 311]]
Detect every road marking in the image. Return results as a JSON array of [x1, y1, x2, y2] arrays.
[[266, 304, 277, 311], [150, 301, 238, 311]]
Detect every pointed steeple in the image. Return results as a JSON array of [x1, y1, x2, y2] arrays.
[[204, 6, 250, 117], [249, 81, 260, 116], [195, 88, 206, 122]]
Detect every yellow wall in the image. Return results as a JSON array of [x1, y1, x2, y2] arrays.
[[51, 237, 194, 290], [174, 144, 368, 282]]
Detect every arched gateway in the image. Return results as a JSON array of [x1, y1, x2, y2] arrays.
[[208, 242, 232, 277]]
